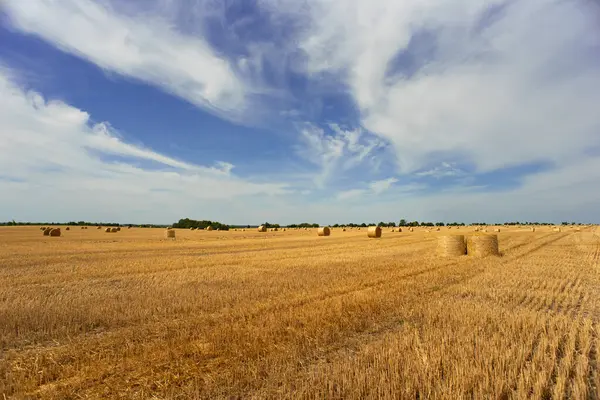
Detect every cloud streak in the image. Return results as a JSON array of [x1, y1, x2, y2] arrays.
[[0, 68, 289, 223]]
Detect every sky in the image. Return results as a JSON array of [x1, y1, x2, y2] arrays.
[[1, 0, 599, 225]]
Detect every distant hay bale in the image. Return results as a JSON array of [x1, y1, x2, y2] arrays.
[[282, 228, 286, 231], [116, 227, 121, 231], [317, 227, 331, 236], [258, 225, 267, 232], [495, 228, 501, 232], [466, 234, 500, 257], [398, 228, 402, 232], [437, 235, 466, 257], [81, 226, 85, 229], [105, 228, 111, 233], [342, 228, 346, 231], [272, 227, 278, 231], [436, 227, 440, 231], [65, 227, 70, 231], [425, 230, 431, 233], [43, 227, 52, 236], [49, 228, 61, 237], [97, 226, 102, 229], [110, 227, 118, 233], [409, 228, 414, 232], [553, 227, 562, 232], [165, 229, 176, 239], [206, 226, 214, 231], [530, 227, 536, 232], [367, 226, 382, 238], [128, 226, 132, 229], [40, 227, 45, 231]]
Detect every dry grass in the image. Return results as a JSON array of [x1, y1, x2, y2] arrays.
[[1, 226, 600, 399]]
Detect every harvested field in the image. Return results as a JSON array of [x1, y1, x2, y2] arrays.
[[1, 225, 600, 399]]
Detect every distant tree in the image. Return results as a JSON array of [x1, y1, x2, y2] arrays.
[[399, 219, 407, 227]]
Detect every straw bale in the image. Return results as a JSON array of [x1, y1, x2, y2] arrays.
[[553, 227, 561, 232], [49, 228, 61, 237], [43, 227, 52, 236], [367, 226, 382, 238], [206, 226, 214, 231], [65, 227, 70, 231], [105, 228, 111, 233], [495, 228, 501, 232], [165, 229, 176, 239], [116, 227, 121, 231], [466, 234, 500, 257], [258, 225, 267, 232], [397, 228, 402, 232], [530, 227, 536, 232], [317, 227, 331, 236], [437, 235, 466, 257], [110, 227, 118, 233]]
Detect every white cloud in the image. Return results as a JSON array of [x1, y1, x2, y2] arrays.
[[369, 177, 398, 194], [298, 124, 386, 187], [2, 0, 247, 118], [336, 188, 366, 200], [335, 177, 399, 200], [0, 69, 289, 223], [290, 0, 600, 174], [416, 162, 464, 179]]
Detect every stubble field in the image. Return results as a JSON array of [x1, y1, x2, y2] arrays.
[[1, 225, 600, 399]]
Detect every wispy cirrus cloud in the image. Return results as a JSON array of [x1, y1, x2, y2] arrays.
[[297, 123, 387, 187], [2, 0, 249, 119], [0, 68, 289, 223]]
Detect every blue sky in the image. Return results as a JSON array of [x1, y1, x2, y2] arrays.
[[1, 0, 599, 225]]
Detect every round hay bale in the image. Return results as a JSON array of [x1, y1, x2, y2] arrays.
[[317, 227, 331, 236], [553, 227, 561, 232], [391, 229, 396, 232], [342, 228, 346, 231], [530, 227, 536, 232], [49, 228, 61, 237], [65, 227, 70, 231], [466, 234, 499, 257], [436, 227, 440, 231], [81, 226, 85, 229], [165, 229, 176, 239], [110, 227, 118, 233], [105, 228, 111, 233], [128, 226, 132, 229], [272, 227, 278, 231], [43, 227, 52, 236], [40, 226, 46, 231], [495, 228, 501, 232], [367, 226, 382, 238], [116, 227, 121, 231], [397, 228, 402, 232], [409, 228, 414, 232], [206, 226, 214, 231], [437, 235, 466, 257], [97, 226, 102, 229], [257, 225, 267, 232]]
